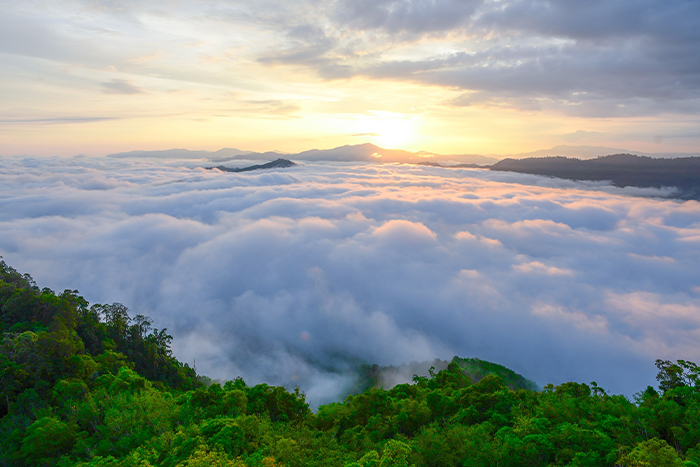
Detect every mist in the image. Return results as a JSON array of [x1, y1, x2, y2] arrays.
[[1, 155, 699, 407]]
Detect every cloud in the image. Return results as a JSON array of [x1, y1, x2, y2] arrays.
[[261, 0, 700, 116], [240, 99, 302, 117], [2, 0, 700, 126], [370, 219, 437, 247], [558, 130, 606, 142], [332, 0, 483, 35], [0, 117, 118, 125], [513, 261, 575, 276], [1, 156, 700, 407], [101, 79, 144, 95], [531, 302, 608, 334], [257, 23, 337, 67]]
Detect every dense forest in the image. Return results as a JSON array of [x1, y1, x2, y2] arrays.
[[489, 154, 700, 200], [2, 259, 700, 466]]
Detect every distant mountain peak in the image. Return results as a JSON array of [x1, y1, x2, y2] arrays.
[[104, 143, 496, 165], [206, 158, 297, 173]]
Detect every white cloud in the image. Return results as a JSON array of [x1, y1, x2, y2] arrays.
[[513, 261, 575, 276], [531, 302, 608, 334], [1, 156, 699, 405]]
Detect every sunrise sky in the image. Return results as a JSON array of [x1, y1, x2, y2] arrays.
[[2, 0, 700, 157]]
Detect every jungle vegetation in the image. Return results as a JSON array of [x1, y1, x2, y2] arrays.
[[1, 259, 699, 467]]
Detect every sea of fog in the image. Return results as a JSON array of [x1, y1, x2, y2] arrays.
[[1, 155, 699, 407]]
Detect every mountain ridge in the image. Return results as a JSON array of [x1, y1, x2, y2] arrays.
[[105, 143, 700, 164], [490, 153, 700, 200]]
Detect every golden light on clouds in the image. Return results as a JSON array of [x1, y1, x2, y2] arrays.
[[0, 0, 699, 156]]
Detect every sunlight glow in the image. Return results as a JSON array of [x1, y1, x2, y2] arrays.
[[360, 112, 419, 150]]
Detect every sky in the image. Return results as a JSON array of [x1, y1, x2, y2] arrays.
[[2, 0, 700, 156], [1, 156, 699, 407]]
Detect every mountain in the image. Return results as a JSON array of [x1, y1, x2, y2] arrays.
[[414, 151, 498, 165], [206, 158, 296, 172], [289, 144, 497, 165], [414, 161, 490, 169], [496, 145, 636, 160], [490, 154, 700, 199], [105, 144, 699, 164], [493, 145, 700, 160], [106, 144, 498, 165], [350, 356, 539, 395], [108, 147, 250, 159], [213, 143, 430, 164]]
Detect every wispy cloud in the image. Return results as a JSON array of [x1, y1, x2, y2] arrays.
[[101, 79, 144, 95], [558, 130, 607, 142], [0, 117, 118, 124]]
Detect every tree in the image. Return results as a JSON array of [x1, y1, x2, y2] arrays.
[[621, 438, 683, 467], [656, 360, 700, 393], [19, 416, 76, 464], [133, 314, 153, 339], [380, 440, 413, 467]]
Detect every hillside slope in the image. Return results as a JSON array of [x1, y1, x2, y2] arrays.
[[1, 260, 699, 466], [490, 154, 700, 199]]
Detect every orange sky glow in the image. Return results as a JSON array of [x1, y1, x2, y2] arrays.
[[1, 1, 699, 157]]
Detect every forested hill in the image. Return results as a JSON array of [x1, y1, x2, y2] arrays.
[[3, 260, 700, 466], [490, 154, 700, 200], [351, 357, 538, 395]]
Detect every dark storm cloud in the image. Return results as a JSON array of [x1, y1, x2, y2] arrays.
[[1, 156, 699, 407]]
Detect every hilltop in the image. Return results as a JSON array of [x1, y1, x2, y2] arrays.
[[2, 260, 700, 466], [490, 154, 700, 200], [206, 158, 297, 172]]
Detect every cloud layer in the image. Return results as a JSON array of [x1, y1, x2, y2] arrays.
[[1, 156, 700, 406]]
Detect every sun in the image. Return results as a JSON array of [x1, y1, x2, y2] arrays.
[[359, 112, 419, 149]]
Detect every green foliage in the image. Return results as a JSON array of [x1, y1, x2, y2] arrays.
[[379, 440, 413, 467], [20, 416, 76, 464], [3, 259, 700, 467], [621, 438, 684, 467], [656, 359, 700, 393], [451, 356, 539, 391]]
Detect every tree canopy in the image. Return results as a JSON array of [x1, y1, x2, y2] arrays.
[[1, 258, 700, 466]]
